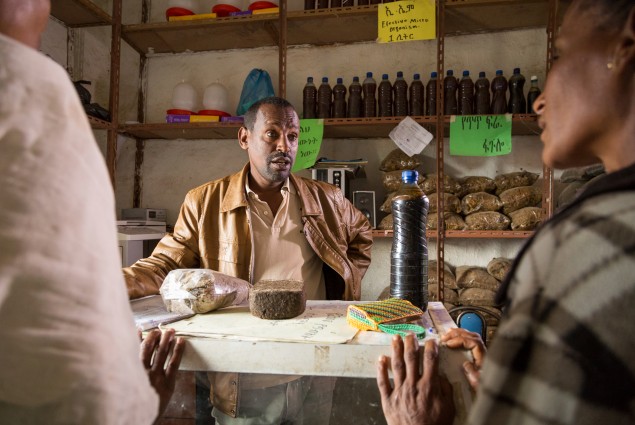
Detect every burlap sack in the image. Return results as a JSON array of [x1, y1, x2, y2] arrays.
[[464, 211, 510, 230], [428, 260, 457, 289], [494, 171, 539, 195], [499, 186, 542, 214], [428, 284, 459, 304], [456, 266, 501, 291], [560, 163, 605, 183], [377, 214, 394, 230], [456, 176, 497, 198], [509, 206, 544, 230], [420, 173, 461, 195], [427, 212, 466, 230], [382, 170, 425, 192], [461, 192, 503, 215], [379, 148, 423, 172], [486, 257, 513, 281], [428, 192, 461, 214], [380, 192, 397, 213], [459, 287, 498, 307]]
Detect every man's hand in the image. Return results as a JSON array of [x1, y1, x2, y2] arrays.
[[377, 334, 455, 425], [440, 328, 486, 392], [140, 328, 186, 420]]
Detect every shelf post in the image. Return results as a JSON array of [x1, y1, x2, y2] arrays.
[[435, 0, 446, 303], [279, 0, 288, 98], [106, 0, 122, 188]]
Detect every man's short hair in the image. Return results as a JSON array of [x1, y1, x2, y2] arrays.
[[243, 96, 296, 131]]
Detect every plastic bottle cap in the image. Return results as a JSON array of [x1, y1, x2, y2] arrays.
[[479, 71, 486, 78], [514, 67, 521, 74], [462, 70, 469, 76], [307, 77, 313, 82], [353, 76, 360, 82], [496, 70, 503, 75], [382, 74, 389, 79], [337, 77, 343, 84], [447, 70, 454, 76], [531, 75, 538, 81], [413, 73, 420, 79], [322, 77, 328, 82], [402, 170, 418, 183], [431, 71, 437, 78], [397, 71, 403, 78], [366, 72, 373, 78]]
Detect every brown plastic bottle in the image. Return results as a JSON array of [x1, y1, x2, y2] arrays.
[[304, 0, 315, 9], [527, 75, 542, 114], [443, 69, 458, 115], [474, 71, 490, 115], [332, 77, 347, 118], [458, 70, 474, 115], [302, 76, 317, 119], [317, 0, 329, 8], [317, 77, 332, 118], [508, 67, 527, 114], [330, 0, 342, 7], [362, 72, 377, 117], [358, 0, 369, 5], [393, 71, 409, 117], [378, 73, 393, 117], [409, 73, 424, 116], [425, 71, 437, 116], [490, 69, 507, 115], [347, 76, 362, 118]]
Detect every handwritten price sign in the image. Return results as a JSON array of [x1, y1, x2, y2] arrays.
[[377, 0, 436, 43], [292, 119, 324, 172], [449, 115, 512, 156]]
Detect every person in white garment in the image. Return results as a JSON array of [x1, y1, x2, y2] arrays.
[[0, 0, 185, 423]]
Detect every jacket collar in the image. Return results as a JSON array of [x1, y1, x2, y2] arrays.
[[221, 163, 324, 217]]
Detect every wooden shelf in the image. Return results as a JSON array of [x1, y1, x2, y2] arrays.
[[120, 115, 538, 140], [88, 115, 112, 129], [50, 0, 111, 27], [122, 1, 549, 55], [372, 229, 532, 239]]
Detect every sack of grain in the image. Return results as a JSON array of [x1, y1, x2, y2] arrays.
[[377, 214, 394, 230], [499, 186, 542, 214], [458, 287, 498, 307], [379, 148, 423, 172], [427, 212, 466, 230], [461, 192, 503, 215], [464, 211, 510, 230], [380, 192, 397, 213], [382, 169, 425, 192], [428, 284, 459, 304], [456, 176, 497, 198], [509, 206, 544, 230], [456, 266, 501, 291], [494, 171, 539, 195], [420, 173, 461, 195], [560, 163, 605, 183], [428, 192, 461, 214], [428, 260, 457, 289], [486, 257, 513, 281]]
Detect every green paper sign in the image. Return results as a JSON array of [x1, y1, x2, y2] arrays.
[[449, 115, 512, 156], [292, 119, 324, 172]]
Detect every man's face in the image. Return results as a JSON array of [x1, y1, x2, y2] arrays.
[[240, 104, 299, 186], [536, 4, 616, 169]]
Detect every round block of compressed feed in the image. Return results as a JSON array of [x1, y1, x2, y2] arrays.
[[249, 280, 306, 320]]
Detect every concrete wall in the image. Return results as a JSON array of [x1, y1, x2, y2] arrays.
[[42, 3, 549, 301]]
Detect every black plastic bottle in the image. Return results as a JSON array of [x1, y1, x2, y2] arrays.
[[393, 71, 409, 117], [458, 70, 474, 115], [302, 76, 317, 119], [508, 67, 527, 114], [317, 77, 332, 118], [490, 69, 508, 115], [332, 77, 347, 118], [527, 75, 541, 114], [378, 73, 393, 117], [390, 170, 429, 310], [443, 69, 458, 115], [362, 72, 377, 118], [409, 73, 424, 116], [426, 71, 437, 116], [474, 71, 490, 115], [348, 76, 362, 118]]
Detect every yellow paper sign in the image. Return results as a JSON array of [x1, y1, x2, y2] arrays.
[[292, 119, 324, 172], [377, 0, 436, 43]]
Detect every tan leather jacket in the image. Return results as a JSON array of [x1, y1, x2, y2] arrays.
[[124, 164, 373, 417]]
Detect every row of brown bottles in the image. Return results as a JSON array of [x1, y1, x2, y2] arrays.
[[304, 0, 394, 9]]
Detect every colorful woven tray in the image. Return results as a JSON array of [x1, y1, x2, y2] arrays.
[[347, 298, 425, 338]]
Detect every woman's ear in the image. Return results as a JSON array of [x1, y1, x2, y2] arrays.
[[613, 7, 635, 72]]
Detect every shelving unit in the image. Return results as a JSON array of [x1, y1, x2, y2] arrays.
[[54, 0, 559, 294]]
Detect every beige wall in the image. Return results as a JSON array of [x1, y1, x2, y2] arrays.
[[43, 3, 549, 300]]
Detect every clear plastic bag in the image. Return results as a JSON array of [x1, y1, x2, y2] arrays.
[[160, 269, 250, 314]]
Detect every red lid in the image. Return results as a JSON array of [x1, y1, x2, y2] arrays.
[[248, 1, 277, 10], [166, 108, 194, 115], [166, 7, 195, 19], [198, 109, 231, 117], [212, 4, 241, 17]]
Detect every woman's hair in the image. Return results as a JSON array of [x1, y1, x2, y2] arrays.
[[243, 97, 295, 131], [573, 0, 634, 34]]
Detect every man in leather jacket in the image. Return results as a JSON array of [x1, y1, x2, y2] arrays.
[[123, 96, 373, 424]]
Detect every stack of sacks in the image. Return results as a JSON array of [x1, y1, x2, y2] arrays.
[[557, 164, 605, 211]]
